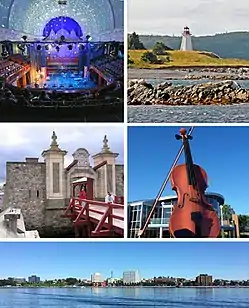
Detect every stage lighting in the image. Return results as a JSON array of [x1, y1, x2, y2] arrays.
[[45, 45, 49, 50], [86, 35, 92, 42], [56, 46, 60, 52], [68, 44, 73, 50], [21, 35, 27, 41], [1, 50, 8, 59], [58, 0, 67, 4], [60, 35, 65, 42], [36, 45, 42, 51], [79, 44, 85, 51]]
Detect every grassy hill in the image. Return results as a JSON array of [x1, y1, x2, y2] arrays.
[[128, 50, 249, 68], [137, 32, 249, 60]]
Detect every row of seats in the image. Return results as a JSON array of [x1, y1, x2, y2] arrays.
[[92, 55, 124, 80]]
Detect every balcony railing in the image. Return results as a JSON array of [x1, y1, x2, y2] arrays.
[[149, 218, 169, 225]]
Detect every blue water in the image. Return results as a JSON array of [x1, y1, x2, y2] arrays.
[[128, 79, 249, 123], [0, 287, 248, 307], [45, 73, 97, 90]]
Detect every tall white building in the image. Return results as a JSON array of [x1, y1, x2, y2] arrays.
[[123, 270, 141, 284], [180, 26, 193, 51], [91, 273, 104, 283]]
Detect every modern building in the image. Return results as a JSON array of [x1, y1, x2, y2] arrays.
[[123, 270, 141, 284], [180, 26, 193, 51], [91, 273, 104, 283], [8, 277, 26, 284], [128, 193, 227, 238], [28, 275, 40, 284], [196, 274, 213, 286]]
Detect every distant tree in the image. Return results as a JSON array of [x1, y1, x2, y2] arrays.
[[128, 32, 146, 50], [221, 204, 235, 221], [238, 215, 249, 234], [65, 278, 78, 285], [141, 51, 159, 64], [153, 42, 169, 55]]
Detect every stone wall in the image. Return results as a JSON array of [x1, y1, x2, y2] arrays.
[[115, 164, 124, 196], [4, 161, 74, 237], [4, 161, 46, 231]]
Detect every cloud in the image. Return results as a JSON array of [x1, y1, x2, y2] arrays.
[[128, 0, 249, 35], [0, 124, 124, 183]]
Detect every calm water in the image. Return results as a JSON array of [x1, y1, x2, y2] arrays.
[[128, 69, 249, 123], [0, 287, 248, 308], [128, 79, 249, 123], [128, 104, 249, 123]]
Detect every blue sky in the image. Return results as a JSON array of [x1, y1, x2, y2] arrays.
[[128, 126, 249, 215], [0, 242, 248, 281]]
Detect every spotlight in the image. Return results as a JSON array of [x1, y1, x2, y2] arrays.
[[86, 35, 92, 42], [56, 46, 60, 52], [1, 51, 8, 59], [58, 0, 67, 4], [21, 35, 27, 41], [68, 44, 73, 50], [36, 45, 42, 51], [45, 45, 49, 50], [60, 35, 65, 42], [79, 44, 85, 51]]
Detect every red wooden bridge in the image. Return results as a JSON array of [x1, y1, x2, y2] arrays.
[[62, 197, 124, 237]]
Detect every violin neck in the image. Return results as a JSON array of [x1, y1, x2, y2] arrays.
[[183, 136, 197, 188]]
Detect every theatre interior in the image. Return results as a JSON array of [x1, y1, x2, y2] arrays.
[[0, 0, 124, 122]]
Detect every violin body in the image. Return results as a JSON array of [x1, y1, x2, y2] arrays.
[[169, 128, 220, 238]]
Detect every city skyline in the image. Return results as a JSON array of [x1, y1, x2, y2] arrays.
[[0, 242, 248, 280], [128, 126, 249, 215], [128, 0, 249, 36], [0, 123, 124, 185]]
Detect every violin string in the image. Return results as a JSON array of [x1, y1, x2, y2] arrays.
[[137, 126, 195, 238]]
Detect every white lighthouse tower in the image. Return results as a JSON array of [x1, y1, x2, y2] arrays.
[[180, 26, 193, 51]]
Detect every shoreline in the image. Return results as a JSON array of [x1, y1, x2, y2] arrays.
[[128, 79, 249, 106]]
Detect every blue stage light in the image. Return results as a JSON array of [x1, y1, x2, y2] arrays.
[[43, 16, 83, 39]]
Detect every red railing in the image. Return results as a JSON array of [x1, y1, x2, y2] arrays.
[[62, 197, 124, 237]]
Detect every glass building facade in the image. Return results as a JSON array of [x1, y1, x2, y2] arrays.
[[128, 192, 225, 238]]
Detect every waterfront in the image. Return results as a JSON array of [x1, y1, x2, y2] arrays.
[[0, 287, 248, 307], [127, 69, 249, 123], [128, 104, 249, 123]]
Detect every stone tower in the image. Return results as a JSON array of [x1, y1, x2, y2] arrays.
[[41, 131, 67, 206], [180, 26, 193, 51], [92, 135, 119, 198]]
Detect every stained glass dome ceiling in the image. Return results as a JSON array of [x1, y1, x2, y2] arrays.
[[0, 0, 123, 39]]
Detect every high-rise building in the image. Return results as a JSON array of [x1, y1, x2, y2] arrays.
[[28, 275, 40, 284], [123, 270, 140, 284], [180, 26, 193, 51], [91, 273, 104, 283], [196, 274, 213, 286]]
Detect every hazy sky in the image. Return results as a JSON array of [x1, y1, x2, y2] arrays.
[[128, 0, 249, 36], [0, 124, 124, 185]]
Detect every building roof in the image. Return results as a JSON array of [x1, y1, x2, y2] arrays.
[[129, 192, 225, 206]]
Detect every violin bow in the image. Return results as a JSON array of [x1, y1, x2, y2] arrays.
[[136, 126, 195, 238]]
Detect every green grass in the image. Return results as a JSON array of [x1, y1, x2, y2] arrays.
[[129, 50, 249, 68]]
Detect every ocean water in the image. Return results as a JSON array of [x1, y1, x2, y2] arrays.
[[128, 104, 249, 123], [128, 69, 249, 123], [0, 287, 248, 308], [128, 79, 249, 123]]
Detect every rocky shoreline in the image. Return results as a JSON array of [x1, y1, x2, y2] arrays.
[[128, 79, 249, 105]]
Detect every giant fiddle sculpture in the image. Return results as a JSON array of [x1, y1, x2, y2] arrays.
[[137, 127, 220, 238], [169, 128, 220, 237]]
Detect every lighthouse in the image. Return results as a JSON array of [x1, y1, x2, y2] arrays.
[[180, 26, 193, 51]]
